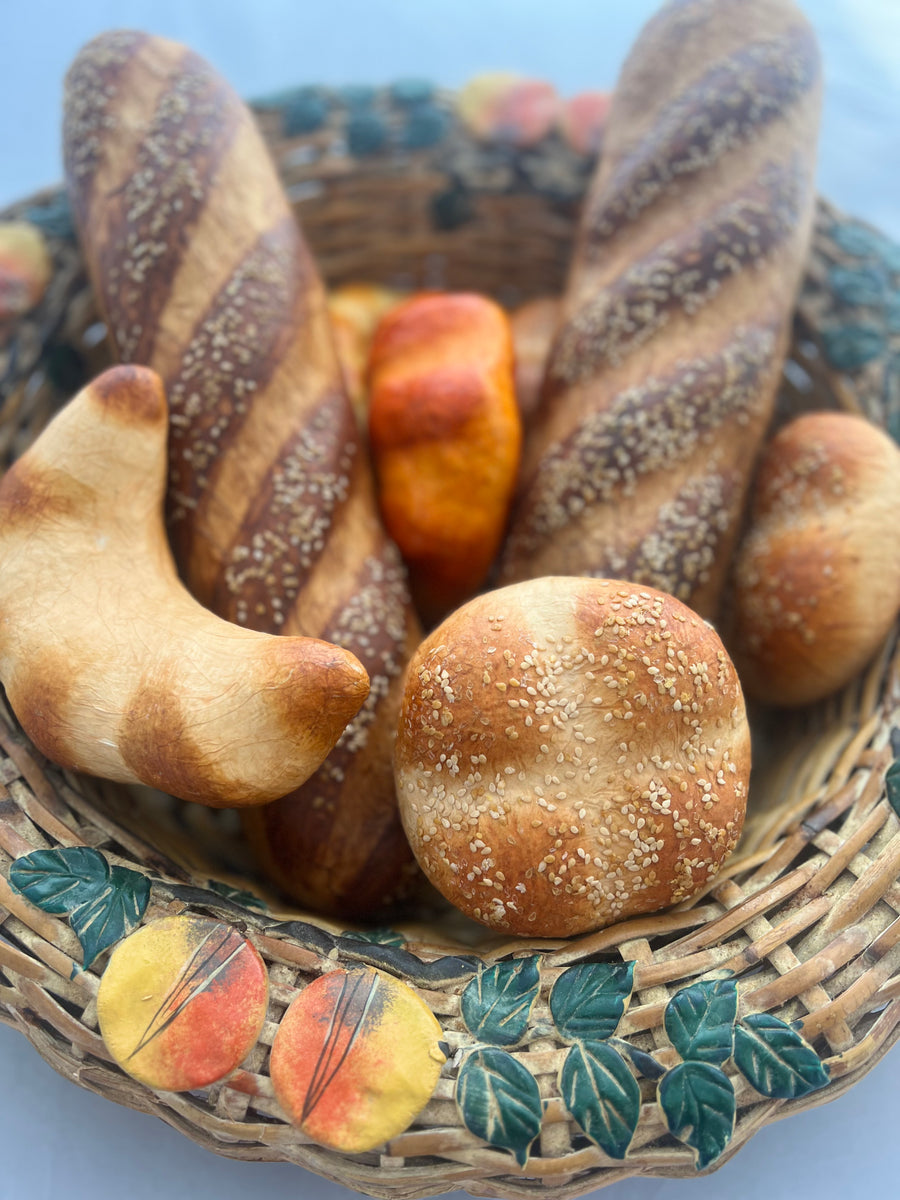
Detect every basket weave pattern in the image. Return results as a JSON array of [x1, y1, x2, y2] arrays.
[[1, 90, 899, 1197]]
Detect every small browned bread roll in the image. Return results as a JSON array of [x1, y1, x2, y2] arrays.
[[395, 578, 750, 937], [729, 412, 900, 707]]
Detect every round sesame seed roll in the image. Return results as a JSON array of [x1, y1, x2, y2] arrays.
[[729, 412, 900, 708], [63, 32, 422, 916], [395, 578, 750, 937], [498, 0, 823, 620]]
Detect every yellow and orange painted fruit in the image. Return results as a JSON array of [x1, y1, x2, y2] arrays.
[[458, 73, 559, 146], [270, 967, 445, 1153], [558, 91, 611, 156], [368, 291, 522, 626], [97, 915, 268, 1091]]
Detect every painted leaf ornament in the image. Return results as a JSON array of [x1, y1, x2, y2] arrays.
[[658, 1061, 736, 1170], [559, 91, 610, 156], [457, 73, 558, 146], [457, 1047, 543, 1167], [460, 956, 541, 1046], [559, 1040, 641, 1159], [97, 915, 268, 1091], [9, 846, 150, 969], [549, 961, 635, 1042], [269, 967, 445, 1153], [734, 1014, 831, 1099], [885, 758, 900, 819], [663, 979, 738, 1066]]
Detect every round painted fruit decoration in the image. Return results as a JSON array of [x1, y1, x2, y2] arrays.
[[270, 967, 446, 1152], [97, 915, 269, 1091]]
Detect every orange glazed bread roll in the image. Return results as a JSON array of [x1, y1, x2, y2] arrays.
[[499, 0, 823, 619], [63, 32, 421, 916], [729, 412, 900, 707], [368, 292, 522, 627], [395, 577, 751, 937]]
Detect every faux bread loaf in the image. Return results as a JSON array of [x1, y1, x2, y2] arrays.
[[63, 33, 422, 915], [498, 0, 823, 619], [368, 292, 522, 626], [327, 282, 406, 428], [509, 295, 562, 426], [0, 365, 368, 807], [395, 577, 751, 937], [729, 412, 900, 707]]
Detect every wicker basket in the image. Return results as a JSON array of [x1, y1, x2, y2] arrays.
[[1, 78, 899, 1200]]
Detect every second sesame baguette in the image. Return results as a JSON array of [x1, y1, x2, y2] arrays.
[[498, 0, 823, 619]]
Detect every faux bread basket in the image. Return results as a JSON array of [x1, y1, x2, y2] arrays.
[[1, 66, 900, 1200]]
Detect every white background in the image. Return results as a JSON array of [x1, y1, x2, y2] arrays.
[[1, 2, 899, 1199]]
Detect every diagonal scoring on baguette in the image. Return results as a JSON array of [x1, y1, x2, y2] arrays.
[[162, 216, 329, 604], [582, 27, 821, 247], [63, 31, 422, 916], [213, 391, 357, 631], [66, 39, 244, 365], [498, 0, 823, 619], [547, 160, 809, 386], [503, 325, 780, 607]]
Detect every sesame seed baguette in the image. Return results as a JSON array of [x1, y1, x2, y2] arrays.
[[63, 32, 423, 917], [498, 0, 823, 619]]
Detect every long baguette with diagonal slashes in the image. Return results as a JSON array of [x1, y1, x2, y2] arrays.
[[498, 0, 823, 618], [63, 32, 422, 917]]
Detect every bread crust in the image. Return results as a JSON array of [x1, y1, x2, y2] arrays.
[[498, 0, 823, 619], [395, 578, 750, 936], [63, 32, 421, 914], [729, 412, 900, 706]]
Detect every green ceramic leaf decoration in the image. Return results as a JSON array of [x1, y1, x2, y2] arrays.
[[549, 961, 635, 1042], [347, 111, 388, 156], [9, 847, 110, 913], [457, 1047, 543, 1167], [831, 222, 889, 261], [734, 1014, 831, 1099], [828, 264, 887, 309], [9, 846, 150, 969], [461, 957, 541, 1047], [664, 979, 737, 1065], [820, 323, 885, 371], [885, 759, 900, 819], [658, 1061, 736, 1170], [281, 87, 329, 136], [402, 104, 450, 150], [884, 357, 900, 445], [390, 78, 435, 106], [560, 1040, 640, 1159], [68, 867, 151, 968], [883, 295, 900, 334]]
